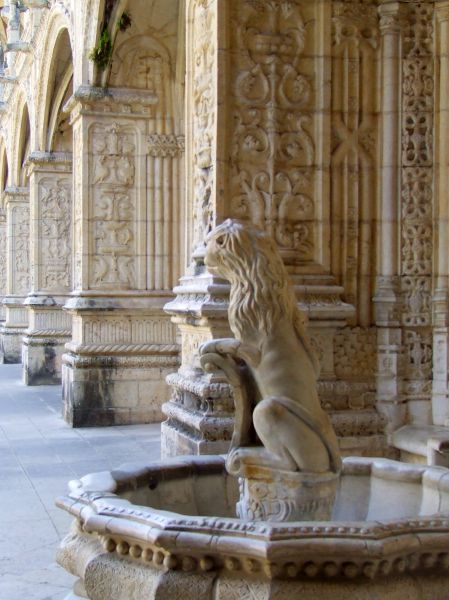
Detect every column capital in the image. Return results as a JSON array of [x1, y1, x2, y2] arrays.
[[4, 186, 28, 205], [64, 85, 158, 124], [435, 1, 449, 23], [25, 151, 72, 176], [378, 1, 408, 33]]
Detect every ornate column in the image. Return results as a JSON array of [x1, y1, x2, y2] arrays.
[[373, 1, 406, 436], [399, 2, 435, 425], [163, 0, 354, 457], [0, 187, 29, 363], [433, 1, 449, 426], [62, 87, 181, 426], [0, 210, 7, 324], [22, 153, 72, 385]]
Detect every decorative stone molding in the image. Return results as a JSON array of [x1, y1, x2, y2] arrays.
[[147, 134, 185, 158]]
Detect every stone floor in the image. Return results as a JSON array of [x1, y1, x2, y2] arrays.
[[0, 363, 162, 600]]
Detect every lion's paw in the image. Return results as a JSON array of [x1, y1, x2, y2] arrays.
[[199, 338, 239, 357]]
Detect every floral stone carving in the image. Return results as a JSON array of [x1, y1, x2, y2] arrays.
[[199, 220, 341, 521]]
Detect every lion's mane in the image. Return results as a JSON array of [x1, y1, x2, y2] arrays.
[[212, 221, 320, 375]]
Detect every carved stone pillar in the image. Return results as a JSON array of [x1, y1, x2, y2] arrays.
[[399, 2, 434, 425], [22, 153, 72, 385], [62, 87, 181, 426], [373, 1, 406, 437], [163, 0, 353, 457], [433, 1, 449, 425], [0, 209, 7, 324], [0, 187, 29, 363]]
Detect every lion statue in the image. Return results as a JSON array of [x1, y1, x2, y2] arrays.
[[199, 219, 341, 475]]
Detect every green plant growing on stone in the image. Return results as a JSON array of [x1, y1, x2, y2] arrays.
[[118, 11, 132, 32], [89, 12, 132, 72], [89, 27, 112, 70]]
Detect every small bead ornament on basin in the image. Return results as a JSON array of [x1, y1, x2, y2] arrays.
[[56, 223, 449, 598]]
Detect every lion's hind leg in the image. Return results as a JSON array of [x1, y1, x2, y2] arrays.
[[253, 396, 333, 473]]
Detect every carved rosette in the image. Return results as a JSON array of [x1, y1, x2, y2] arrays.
[[89, 122, 137, 290], [400, 3, 434, 412]]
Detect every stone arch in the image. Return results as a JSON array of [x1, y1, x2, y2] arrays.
[[35, 8, 74, 151], [44, 30, 73, 152], [13, 98, 30, 187], [110, 34, 172, 114], [81, 0, 107, 86]]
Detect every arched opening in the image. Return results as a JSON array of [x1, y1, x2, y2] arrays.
[[43, 28, 73, 152], [106, 0, 186, 290], [17, 103, 30, 186]]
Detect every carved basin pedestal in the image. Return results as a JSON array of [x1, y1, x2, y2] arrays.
[[57, 455, 449, 600], [236, 464, 339, 522]]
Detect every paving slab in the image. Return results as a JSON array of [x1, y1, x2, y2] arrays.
[[0, 363, 162, 600]]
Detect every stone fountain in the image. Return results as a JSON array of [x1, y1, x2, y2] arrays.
[[56, 221, 449, 599]]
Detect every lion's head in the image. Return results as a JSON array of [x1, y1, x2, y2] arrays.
[[205, 219, 305, 343]]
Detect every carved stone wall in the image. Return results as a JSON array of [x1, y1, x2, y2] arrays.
[[228, 0, 319, 266]]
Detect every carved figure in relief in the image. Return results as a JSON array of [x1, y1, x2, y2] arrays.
[[199, 220, 341, 475]]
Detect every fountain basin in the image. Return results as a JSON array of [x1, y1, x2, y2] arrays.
[[56, 455, 449, 599]]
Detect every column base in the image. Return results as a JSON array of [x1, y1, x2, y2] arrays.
[[0, 325, 26, 363], [1, 298, 28, 363], [62, 352, 179, 427], [22, 333, 70, 385], [22, 296, 72, 385]]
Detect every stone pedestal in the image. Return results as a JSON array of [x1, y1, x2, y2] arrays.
[[162, 271, 234, 456], [62, 87, 183, 426], [236, 466, 339, 523], [0, 187, 29, 363], [22, 153, 73, 384]]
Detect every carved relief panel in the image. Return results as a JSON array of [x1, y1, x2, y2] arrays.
[[11, 203, 30, 296], [227, 0, 323, 267], [331, 0, 378, 326], [400, 3, 434, 419], [187, 0, 217, 253], [89, 122, 138, 290], [38, 176, 71, 291]]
